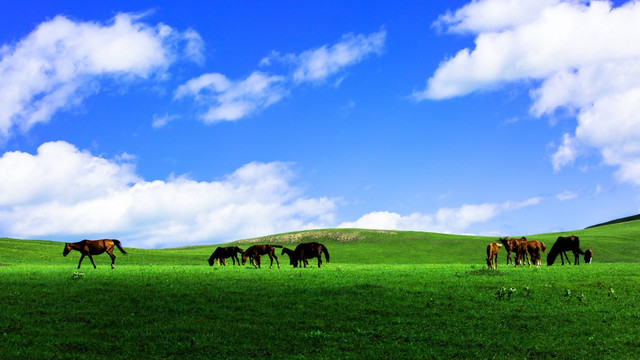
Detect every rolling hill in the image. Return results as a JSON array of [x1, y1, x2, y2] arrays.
[[3, 216, 639, 265]]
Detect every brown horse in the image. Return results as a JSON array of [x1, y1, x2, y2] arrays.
[[514, 240, 531, 267], [63, 239, 127, 269], [547, 235, 584, 265], [584, 248, 593, 264], [499, 237, 528, 265], [486, 242, 502, 269], [520, 240, 547, 267], [282, 242, 330, 268], [208, 246, 244, 266], [241, 244, 283, 268]]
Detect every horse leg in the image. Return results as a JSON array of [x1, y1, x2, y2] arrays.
[[573, 251, 580, 265], [107, 250, 116, 269], [88, 253, 97, 269], [272, 253, 280, 269], [77, 254, 86, 269], [318, 256, 322, 268]]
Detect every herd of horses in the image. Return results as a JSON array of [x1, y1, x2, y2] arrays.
[[62, 235, 592, 270], [207, 242, 330, 269], [486, 235, 593, 269], [62, 239, 330, 269]]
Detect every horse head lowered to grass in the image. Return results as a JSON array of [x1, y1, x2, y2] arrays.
[[281, 242, 330, 268], [208, 246, 244, 266], [547, 235, 584, 266]]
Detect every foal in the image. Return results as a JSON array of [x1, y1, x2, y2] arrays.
[[584, 248, 593, 264], [486, 242, 502, 269]]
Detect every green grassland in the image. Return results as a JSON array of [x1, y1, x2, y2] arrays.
[[1, 221, 640, 359]]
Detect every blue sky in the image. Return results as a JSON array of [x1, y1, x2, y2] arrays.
[[1, 0, 639, 248]]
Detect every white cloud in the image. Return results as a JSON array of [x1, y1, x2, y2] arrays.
[[0, 13, 203, 139], [152, 113, 180, 128], [556, 190, 578, 201], [176, 29, 386, 123], [433, 0, 562, 34], [174, 71, 286, 123], [0, 142, 336, 248], [338, 197, 541, 234], [552, 133, 579, 171], [421, 0, 640, 185], [287, 29, 386, 83]]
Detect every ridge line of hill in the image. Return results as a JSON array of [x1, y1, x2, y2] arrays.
[[585, 214, 640, 229]]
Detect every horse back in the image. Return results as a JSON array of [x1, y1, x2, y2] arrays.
[[80, 239, 112, 255]]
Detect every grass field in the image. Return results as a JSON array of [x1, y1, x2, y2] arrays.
[[2, 221, 640, 359]]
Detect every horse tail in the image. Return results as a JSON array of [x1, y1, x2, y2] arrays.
[[496, 243, 503, 248], [321, 244, 330, 263], [113, 239, 128, 255]]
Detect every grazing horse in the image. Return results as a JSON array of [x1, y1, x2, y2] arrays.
[[522, 240, 547, 267], [208, 246, 244, 266], [547, 235, 585, 266], [281, 247, 297, 266], [241, 244, 283, 269], [584, 248, 594, 264], [282, 242, 330, 268], [63, 239, 127, 269], [514, 240, 531, 267], [499, 237, 528, 265], [486, 242, 502, 269]]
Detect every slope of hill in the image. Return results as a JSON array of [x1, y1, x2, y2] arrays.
[[2, 218, 639, 266], [586, 214, 640, 229]]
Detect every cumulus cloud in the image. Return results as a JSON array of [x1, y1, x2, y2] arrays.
[[0, 12, 203, 139], [177, 29, 386, 123], [0, 141, 336, 248], [420, 0, 640, 185], [338, 197, 542, 234]]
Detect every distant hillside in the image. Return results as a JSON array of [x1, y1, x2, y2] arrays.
[[586, 214, 640, 229], [3, 217, 640, 265]]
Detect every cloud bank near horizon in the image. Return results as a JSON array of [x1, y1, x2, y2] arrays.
[[0, 141, 548, 248], [0, 141, 337, 248]]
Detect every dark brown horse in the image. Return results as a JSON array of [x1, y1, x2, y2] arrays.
[[499, 237, 528, 265], [547, 235, 584, 265], [486, 242, 502, 269], [584, 248, 593, 264], [282, 242, 330, 268], [63, 239, 127, 269], [208, 246, 244, 266], [281, 247, 297, 266], [241, 244, 282, 269]]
